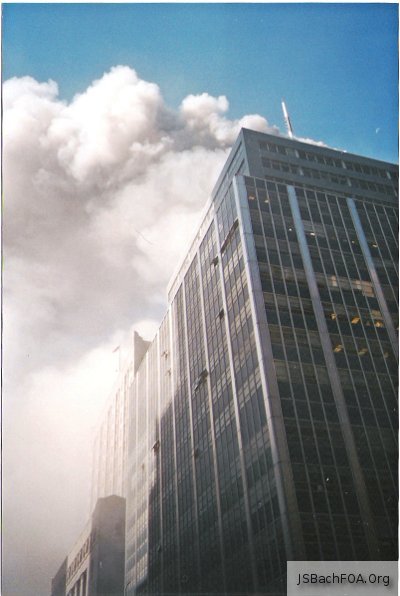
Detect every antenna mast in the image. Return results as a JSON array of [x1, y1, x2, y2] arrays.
[[281, 100, 294, 139]]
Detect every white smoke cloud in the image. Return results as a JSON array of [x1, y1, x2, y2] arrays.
[[179, 92, 276, 146], [3, 65, 278, 595], [294, 135, 328, 148]]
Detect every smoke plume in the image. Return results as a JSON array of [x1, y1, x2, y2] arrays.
[[3, 65, 278, 595]]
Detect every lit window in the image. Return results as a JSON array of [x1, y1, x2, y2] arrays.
[[333, 344, 343, 353], [358, 348, 368, 356], [330, 313, 337, 320], [351, 316, 360, 325], [374, 320, 384, 328]]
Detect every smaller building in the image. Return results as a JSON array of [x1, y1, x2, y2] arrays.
[[51, 495, 125, 596]]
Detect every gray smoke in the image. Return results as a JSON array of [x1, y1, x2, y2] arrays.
[[3, 65, 279, 595]]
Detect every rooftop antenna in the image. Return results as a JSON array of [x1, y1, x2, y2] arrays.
[[281, 100, 294, 139]]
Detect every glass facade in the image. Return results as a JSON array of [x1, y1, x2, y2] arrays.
[[91, 332, 149, 510], [124, 129, 398, 595]]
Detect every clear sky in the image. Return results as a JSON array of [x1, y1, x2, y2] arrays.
[[3, 2, 399, 163]]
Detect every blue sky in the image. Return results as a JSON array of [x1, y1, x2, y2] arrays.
[[3, 3, 398, 162]]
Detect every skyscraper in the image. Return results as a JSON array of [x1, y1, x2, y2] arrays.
[[90, 332, 150, 509], [124, 128, 398, 595]]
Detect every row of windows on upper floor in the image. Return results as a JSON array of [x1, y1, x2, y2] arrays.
[[248, 175, 398, 208], [66, 534, 94, 585], [246, 189, 398, 243], [259, 140, 397, 181], [261, 157, 396, 197]]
